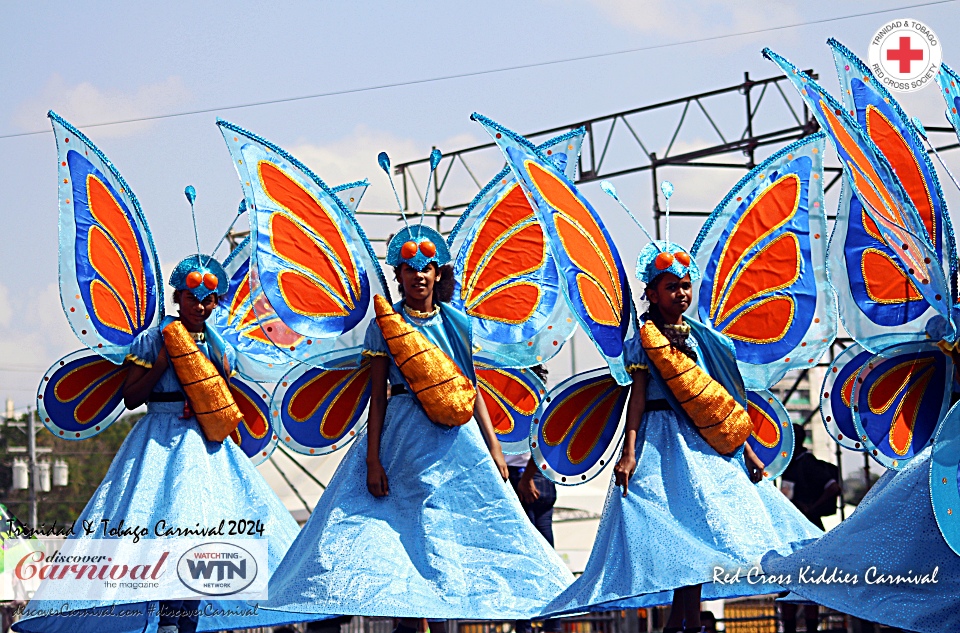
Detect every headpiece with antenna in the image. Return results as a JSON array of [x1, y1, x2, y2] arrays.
[[600, 179, 699, 284], [381, 149, 451, 271], [167, 184, 229, 301]]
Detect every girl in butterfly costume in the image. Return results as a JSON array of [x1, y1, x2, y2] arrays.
[[14, 113, 303, 633], [259, 166, 574, 619], [751, 43, 960, 633], [469, 115, 830, 632]]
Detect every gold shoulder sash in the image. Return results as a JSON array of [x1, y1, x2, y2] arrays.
[[373, 295, 476, 427], [640, 320, 751, 455], [162, 320, 243, 442]]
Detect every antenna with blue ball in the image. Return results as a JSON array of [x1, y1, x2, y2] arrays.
[[660, 180, 674, 246], [417, 148, 443, 237], [378, 152, 412, 232], [184, 185, 203, 260], [600, 180, 658, 245], [210, 199, 248, 260]]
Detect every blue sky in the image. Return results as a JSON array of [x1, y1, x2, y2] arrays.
[[2, 0, 960, 418]]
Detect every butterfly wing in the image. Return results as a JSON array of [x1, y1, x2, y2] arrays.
[[931, 401, 960, 555], [270, 353, 371, 455], [764, 49, 952, 334], [475, 357, 546, 454], [448, 131, 584, 367], [227, 376, 278, 465], [37, 349, 129, 440], [50, 112, 161, 363], [827, 41, 956, 347], [210, 236, 300, 381], [691, 133, 835, 390], [820, 343, 871, 451], [473, 115, 633, 385], [530, 368, 630, 484], [851, 340, 952, 469], [218, 119, 388, 366], [331, 180, 369, 215], [746, 390, 795, 480]]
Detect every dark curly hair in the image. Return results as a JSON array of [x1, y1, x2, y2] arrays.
[[394, 263, 455, 304], [643, 275, 697, 362]]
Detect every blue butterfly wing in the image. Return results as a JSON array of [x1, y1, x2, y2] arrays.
[[37, 349, 128, 440], [475, 358, 545, 454], [820, 343, 871, 451], [931, 401, 960, 555], [271, 353, 371, 456], [851, 340, 952, 469], [227, 376, 278, 465], [474, 114, 633, 385], [530, 368, 629, 484], [691, 133, 835, 390], [746, 390, 795, 480], [50, 112, 161, 363]]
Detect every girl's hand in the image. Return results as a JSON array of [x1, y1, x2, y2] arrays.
[[744, 445, 765, 484], [366, 459, 390, 497], [517, 471, 539, 504], [492, 449, 509, 482], [614, 452, 637, 497]]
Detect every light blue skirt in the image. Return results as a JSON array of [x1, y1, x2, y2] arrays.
[[762, 447, 960, 633], [13, 402, 304, 633], [263, 393, 574, 619], [543, 409, 822, 615]]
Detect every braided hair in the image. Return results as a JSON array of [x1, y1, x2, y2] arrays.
[[643, 275, 698, 362]]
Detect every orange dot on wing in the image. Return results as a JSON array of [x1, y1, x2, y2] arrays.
[[401, 241, 418, 260], [203, 273, 219, 290], [186, 271, 203, 289], [655, 252, 675, 270], [419, 240, 437, 257], [674, 251, 690, 266]]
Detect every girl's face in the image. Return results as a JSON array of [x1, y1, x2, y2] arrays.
[[175, 290, 217, 331], [646, 272, 692, 322], [397, 263, 438, 304]]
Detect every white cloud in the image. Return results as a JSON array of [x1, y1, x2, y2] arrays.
[[14, 74, 191, 138]]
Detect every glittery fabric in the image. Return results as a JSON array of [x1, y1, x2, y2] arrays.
[[162, 320, 243, 441], [373, 295, 476, 426], [762, 447, 960, 633], [636, 241, 701, 284], [168, 254, 228, 302], [385, 225, 450, 270], [13, 328, 305, 633], [541, 332, 821, 615], [640, 321, 751, 455]]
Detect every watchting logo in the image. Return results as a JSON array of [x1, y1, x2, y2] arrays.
[[176, 542, 259, 596], [868, 19, 942, 93]]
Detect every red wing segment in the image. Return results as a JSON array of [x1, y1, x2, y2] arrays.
[[575, 273, 619, 326], [861, 249, 923, 303], [480, 384, 515, 434], [468, 223, 545, 305], [89, 281, 133, 335], [747, 400, 781, 449], [542, 379, 613, 447], [270, 213, 352, 313], [722, 296, 795, 344], [479, 368, 539, 417], [73, 369, 127, 425], [320, 363, 371, 440], [865, 105, 936, 242], [867, 358, 935, 415], [525, 162, 623, 317], [229, 273, 253, 325], [54, 358, 121, 402], [86, 175, 146, 324], [567, 387, 623, 464], [287, 369, 349, 423], [469, 282, 542, 324], [88, 227, 137, 329], [231, 385, 269, 441], [841, 371, 856, 408], [277, 269, 349, 318], [711, 175, 800, 320], [888, 366, 933, 455], [716, 233, 801, 324], [259, 161, 359, 297]]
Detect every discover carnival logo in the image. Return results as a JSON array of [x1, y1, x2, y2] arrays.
[[176, 542, 259, 596], [868, 19, 942, 93]]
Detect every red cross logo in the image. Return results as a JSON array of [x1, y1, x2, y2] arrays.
[[886, 36, 924, 74]]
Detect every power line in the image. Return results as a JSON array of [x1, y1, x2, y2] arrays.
[[0, 0, 954, 141]]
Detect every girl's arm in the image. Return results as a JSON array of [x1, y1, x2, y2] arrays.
[[743, 441, 765, 484], [474, 388, 509, 481], [365, 356, 391, 497], [614, 369, 648, 496], [122, 347, 170, 409]]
